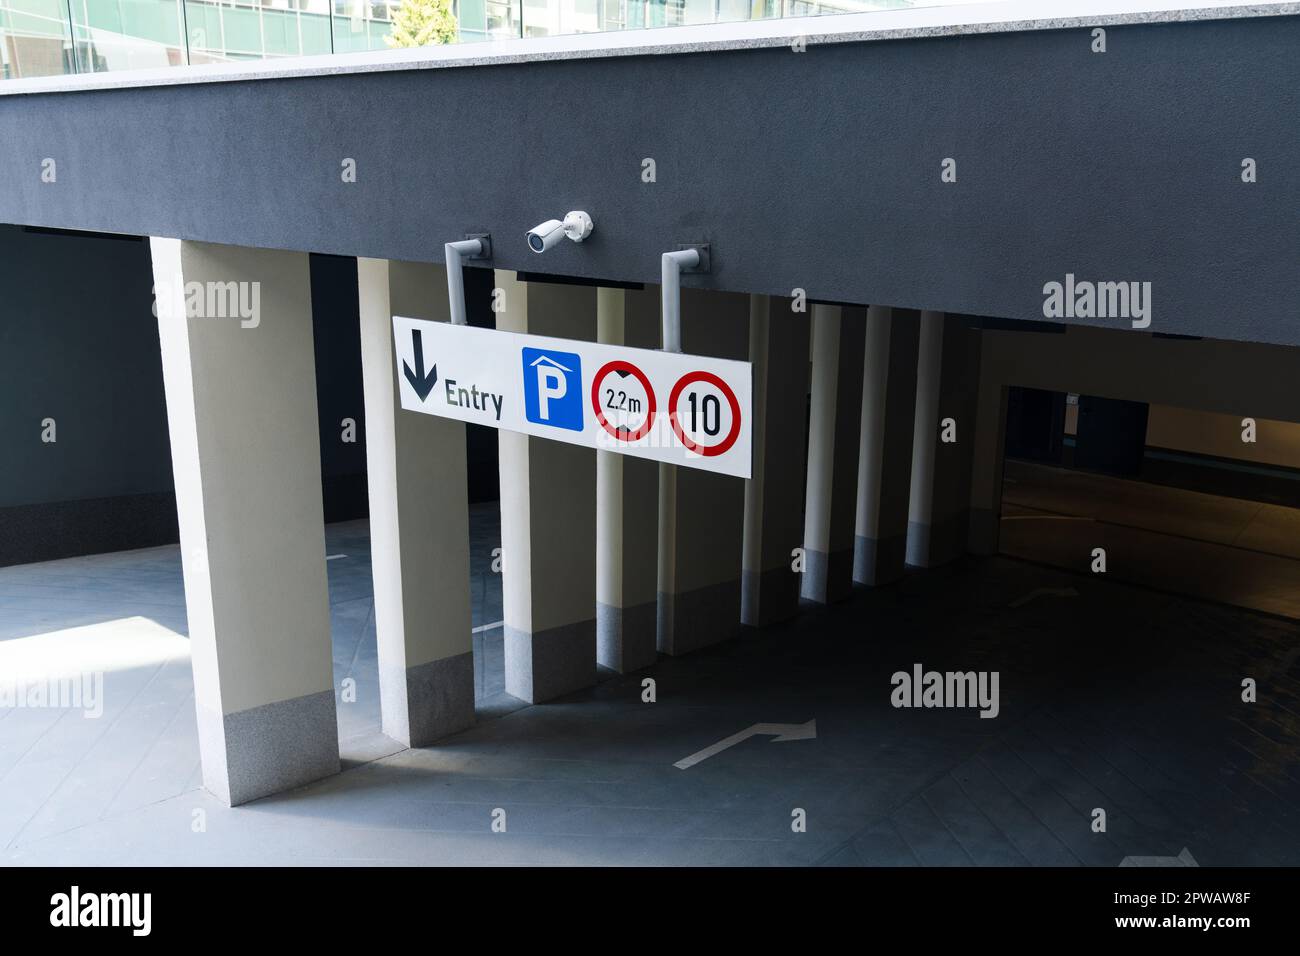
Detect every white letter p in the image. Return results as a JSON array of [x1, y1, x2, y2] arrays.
[[538, 367, 566, 420]]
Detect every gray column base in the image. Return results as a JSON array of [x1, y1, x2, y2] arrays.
[[799, 547, 854, 604], [597, 600, 658, 673], [967, 506, 1000, 556], [657, 578, 741, 656], [198, 689, 340, 807], [741, 564, 800, 627], [381, 651, 475, 749], [854, 532, 908, 586], [505, 620, 596, 704], [906, 510, 971, 568]]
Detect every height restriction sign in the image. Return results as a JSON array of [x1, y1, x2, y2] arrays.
[[393, 316, 753, 478]]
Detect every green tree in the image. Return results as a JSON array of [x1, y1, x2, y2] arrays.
[[385, 0, 458, 48]]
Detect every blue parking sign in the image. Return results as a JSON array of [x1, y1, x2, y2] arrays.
[[522, 348, 584, 431]]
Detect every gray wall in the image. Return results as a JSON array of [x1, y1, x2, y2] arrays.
[[1, 16, 1297, 343], [0, 225, 173, 507], [0, 229, 381, 564], [0, 225, 176, 565], [310, 253, 370, 521]]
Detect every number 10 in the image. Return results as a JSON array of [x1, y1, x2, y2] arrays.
[[687, 392, 721, 437]]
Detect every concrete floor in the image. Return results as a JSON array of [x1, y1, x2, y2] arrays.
[[2, 502, 1299, 866], [1003, 459, 1300, 619]]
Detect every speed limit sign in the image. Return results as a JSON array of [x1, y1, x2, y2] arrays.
[[668, 371, 742, 457]]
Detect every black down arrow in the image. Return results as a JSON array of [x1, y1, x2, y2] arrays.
[[403, 328, 438, 400]]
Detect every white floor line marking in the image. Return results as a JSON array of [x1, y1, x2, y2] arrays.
[[472, 621, 504, 634], [674, 720, 817, 770], [1119, 847, 1198, 867], [326, 554, 348, 561]]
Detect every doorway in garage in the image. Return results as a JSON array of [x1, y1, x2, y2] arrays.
[[998, 386, 1300, 620]]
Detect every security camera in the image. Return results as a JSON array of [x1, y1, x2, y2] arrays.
[[526, 219, 566, 254], [526, 211, 594, 253]]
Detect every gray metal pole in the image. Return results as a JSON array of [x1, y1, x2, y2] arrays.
[[660, 248, 700, 353], [444, 238, 484, 326]]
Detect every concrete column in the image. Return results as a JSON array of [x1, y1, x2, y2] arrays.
[[801, 304, 866, 604], [854, 306, 921, 585], [907, 311, 983, 568], [596, 285, 660, 672], [150, 238, 338, 806], [658, 288, 749, 656], [357, 258, 473, 747], [741, 294, 810, 626], [496, 271, 598, 701], [968, 339, 1009, 555]]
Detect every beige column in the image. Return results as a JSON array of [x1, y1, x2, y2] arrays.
[[596, 284, 661, 672], [496, 272, 598, 701], [802, 304, 866, 604], [357, 258, 474, 746], [151, 238, 338, 806], [908, 311, 983, 567], [657, 288, 749, 655], [968, 334, 1009, 555], [854, 306, 921, 585], [741, 294, 810, 626]]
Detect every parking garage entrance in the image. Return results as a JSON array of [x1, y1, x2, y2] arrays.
[[999, 387, 1300, 621]]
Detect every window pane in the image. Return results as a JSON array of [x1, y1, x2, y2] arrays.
[[68, 0, 185, 74], [1, 0, 76, 78], [332, 0, 398, 52]]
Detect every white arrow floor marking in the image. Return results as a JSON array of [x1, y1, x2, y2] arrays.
[[673, 720, 817, 770], [1119, 847, 1198, 867]]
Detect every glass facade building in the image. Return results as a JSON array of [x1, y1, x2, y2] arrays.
[[1, 0, 926, 81]]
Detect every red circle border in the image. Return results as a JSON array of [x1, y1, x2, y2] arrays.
[[668, 370, 741, 457], [591, 360, 656, 442]]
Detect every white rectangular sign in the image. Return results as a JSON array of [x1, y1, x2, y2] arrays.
[[393, 316, 753, 479]]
